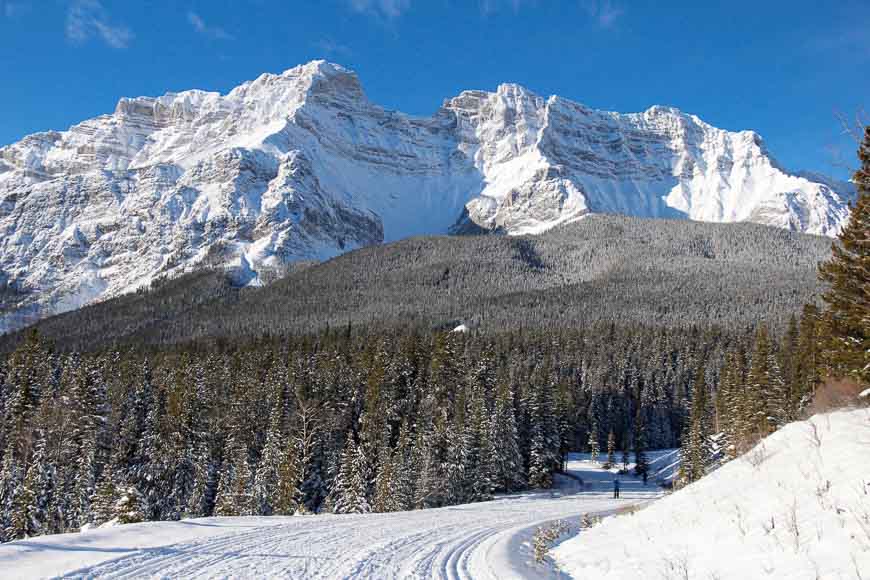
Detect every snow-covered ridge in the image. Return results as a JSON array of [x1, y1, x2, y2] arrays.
[[0, 60, 855, 331], [553, 409, 870, 579]]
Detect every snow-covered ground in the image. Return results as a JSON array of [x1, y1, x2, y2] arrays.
[[0, 457, 663, 579], [553, 409, 870, 580]]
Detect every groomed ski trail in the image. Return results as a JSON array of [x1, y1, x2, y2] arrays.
[[2, 457, 665, 579]]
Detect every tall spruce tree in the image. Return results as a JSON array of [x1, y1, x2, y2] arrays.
[[818, 125, 870, 387], [329, 436, 370, 514]]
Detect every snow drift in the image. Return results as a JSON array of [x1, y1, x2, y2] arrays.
[[553, 409, 870, 579]]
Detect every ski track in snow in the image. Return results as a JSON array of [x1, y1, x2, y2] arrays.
[[1, 457, 667, 579]]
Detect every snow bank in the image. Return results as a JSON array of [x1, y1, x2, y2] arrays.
[[553, 409, 870, 579]]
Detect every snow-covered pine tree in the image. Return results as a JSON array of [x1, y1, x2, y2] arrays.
[[273, 437, 303, 515], [0, 448, 22, 541], [412, 422, 438, 510], [136, 368, 171, 521], [213, 434, 254, 517], [253, 388, 286, 516], [445, 406, 471, 504], [90, 460, 119, 526], [605, 429, 616, 469], [175, 360, 213, 519], [716, 349, 744, 460], [389, 420, 415, 511], [329, 436, 370, 514], [6, 434, 54, 540], [114, 485, 145, 524], [372, 443, 397, 513], [680, 364, 711, 484], [588, 416, 600, 464], [492, 380, 523, 492], [765, 345, 789, 430], [2, 330, 47, 463], [68, 358, 109, 530], [467, 376, 497, 502], [745, 325, 778, 439]]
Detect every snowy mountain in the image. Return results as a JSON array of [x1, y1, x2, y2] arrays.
[[553, 409, 870, 579], [0, 60, 855, 331]]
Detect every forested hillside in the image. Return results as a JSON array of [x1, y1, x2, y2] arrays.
[[1, 131, 866, 546], [0, 315, 823, 541], [1, 215, 830, 352]]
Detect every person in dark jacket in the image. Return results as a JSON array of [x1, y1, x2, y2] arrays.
[[613, 478, 620, 498]]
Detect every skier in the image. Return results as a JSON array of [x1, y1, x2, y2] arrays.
[[613, 478, 620, 499], [642, 471, 648, 486]]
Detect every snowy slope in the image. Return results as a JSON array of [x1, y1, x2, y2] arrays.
[[553, 409, 870, 580], [0, 60, 855, 331], [0, 458, 662, 579]]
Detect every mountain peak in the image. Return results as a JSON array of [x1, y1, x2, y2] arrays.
[[0, 61, 855, 332]]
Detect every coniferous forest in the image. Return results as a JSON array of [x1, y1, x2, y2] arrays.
[[0, 127, 867, 543]]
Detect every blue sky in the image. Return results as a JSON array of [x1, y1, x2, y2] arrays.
[[0, 0, 867, 178]]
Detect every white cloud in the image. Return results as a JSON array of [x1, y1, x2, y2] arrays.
[[581, 0, 624, 28], [313, 38, 353, 58], [187, 11, 234, 41], [66, 0, 133, 48], [348, 0, 411, 19]]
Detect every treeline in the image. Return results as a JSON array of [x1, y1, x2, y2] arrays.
[[0, 280, 861, 541], [0, 312, 834, 542]]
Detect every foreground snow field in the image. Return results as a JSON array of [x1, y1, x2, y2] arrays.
[[0, 457, 664, 579], [553, 409, 870, 580]]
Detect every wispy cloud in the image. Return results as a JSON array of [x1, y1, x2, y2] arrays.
[[66, 0, 133, 48], [2, 1, 31, 18], [187, 11, 234, 41], [581, 0, 624, 28], [313, 37, 353, 58], [348, 0, 411, 19], [478, 0, 534, 16]]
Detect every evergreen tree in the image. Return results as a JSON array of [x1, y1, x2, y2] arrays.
[[329, 436, 370, 514], [680, 364, 711, 484], [621, 433, 630, 470], [745, 325, 778, 438], [372, 444, 398, 513], [604, 429, 616, 469], [389, 421, 415, 511], [7, 435, 54, 540], [0, 448, 22, 541], [793, 305, 821, 414], [818, 125, 870, 386], [114, 485, 145, 524], [91, 461, 120, 526], [252, 390, 285, 516], [587, 416, 600, 464], [213, 435, 254, 517], [491, 381, 523, 492], [272, 438, 303, 516], [633, 409, 649, 478]]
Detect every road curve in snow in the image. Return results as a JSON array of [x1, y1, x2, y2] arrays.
[[2, 458, 665, 579]]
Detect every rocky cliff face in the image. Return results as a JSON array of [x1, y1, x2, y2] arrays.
[[0, 60, 855, 331]]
